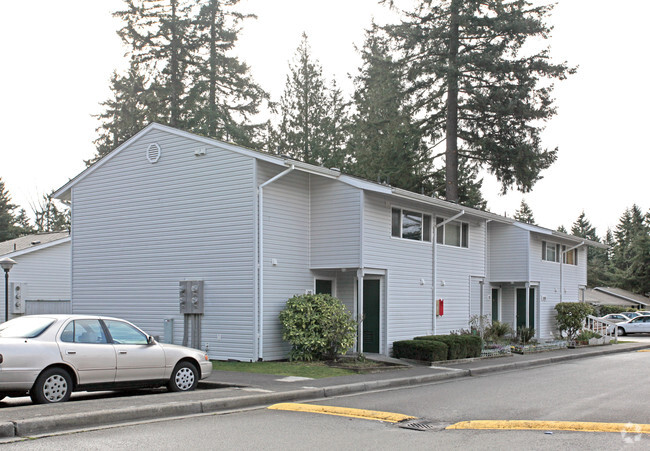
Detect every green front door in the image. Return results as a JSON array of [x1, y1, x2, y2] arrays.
[[491, 288, 499, 321], [363, 279, 380, 353], [516, 288, 535, 329]]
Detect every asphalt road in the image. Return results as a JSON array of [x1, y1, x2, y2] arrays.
[[2, 350, 649, 450]]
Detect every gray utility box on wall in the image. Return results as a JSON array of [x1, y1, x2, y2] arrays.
[[179, 280, 204, 314], [10, 283, 26, 314]]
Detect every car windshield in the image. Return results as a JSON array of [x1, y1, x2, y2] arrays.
[[0, 317, 56, 338]]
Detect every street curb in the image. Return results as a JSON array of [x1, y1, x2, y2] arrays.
[[0, 422, 13, 438], [467, 343, 649, 376], [2, 343, 647, 438]]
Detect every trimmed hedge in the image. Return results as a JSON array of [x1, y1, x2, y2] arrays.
[[392, 340, 448, 362], [414, 334, 483, 360]]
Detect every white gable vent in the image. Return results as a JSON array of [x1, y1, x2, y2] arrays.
[[146, 143, 161, 163]]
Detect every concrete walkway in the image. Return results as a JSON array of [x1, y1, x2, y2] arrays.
[[1, 342, 647, 440]]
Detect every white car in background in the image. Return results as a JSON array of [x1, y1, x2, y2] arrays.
[[0, 315, 212, 404], [608, 315, 650, 336]]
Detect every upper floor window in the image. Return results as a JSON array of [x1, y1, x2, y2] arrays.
[[562, 245, 578, 266], [542, 241, 559, 262], [436, 217, 469, 248], [391, 208, 431, 242], [542, 241, 578, 265]]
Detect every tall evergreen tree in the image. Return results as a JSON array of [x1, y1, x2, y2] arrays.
[[430, 157, 486, 209], [14, 209, 34, 235], [273, 34, 346, 166], [90, 60, 166, 164], [347, 25, 430, 193], [556, 225, 567, 233], [115, 0, 196, 128], [0, 178, 20, 241], [513, 200, 535, 224], [611, 205, 649, 294], [385, 0, 574, 202], [570, 211, 609, 287], [186, 0, 268, 147]]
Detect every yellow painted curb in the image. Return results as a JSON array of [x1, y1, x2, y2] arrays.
[[268, 403, 416, 423], [637, 350, 650, 352], [447, 420, 650, 434]]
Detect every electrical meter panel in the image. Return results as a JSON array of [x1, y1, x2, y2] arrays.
[[10, 282, 26, 314], [179, 280, 204, 314]]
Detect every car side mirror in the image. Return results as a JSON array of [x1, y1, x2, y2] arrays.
[[147, 335, 155, 345]]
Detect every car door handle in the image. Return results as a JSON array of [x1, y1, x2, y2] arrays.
[[66, 351, 76, 355], [119, 351, 128, 355]]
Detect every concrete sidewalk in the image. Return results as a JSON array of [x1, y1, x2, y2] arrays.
[[1, 342, 647, 440]]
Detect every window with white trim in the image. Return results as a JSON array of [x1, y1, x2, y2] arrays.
[[436, 217, 469, 248], [542, 241, 559, 262], [562, 245, 578, 266], [391, 208, 431, 242]]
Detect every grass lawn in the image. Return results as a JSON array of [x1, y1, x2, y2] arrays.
[[212, 360, 358, 379]]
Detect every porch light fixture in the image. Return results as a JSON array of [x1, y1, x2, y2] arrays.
[[1, 257, 17, 322]]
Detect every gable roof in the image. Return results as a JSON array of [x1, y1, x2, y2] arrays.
[[0, 231, 71, 258], [52, 122, 602, 245], [592, 287, 649, 307], [52, 123, 510, 224], [513, 222, 607, 249]]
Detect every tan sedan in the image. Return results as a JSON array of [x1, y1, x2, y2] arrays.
[[0, 315, 212, 404]]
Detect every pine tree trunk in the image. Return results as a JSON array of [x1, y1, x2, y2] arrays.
[[170, 0, 180, 127], [445, 0, 460, 203], [208, 0, 218, 137]]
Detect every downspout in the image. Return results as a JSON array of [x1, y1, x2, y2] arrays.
[[432, 210, 465, 334], [560, 241, 585, 303], [258, 165, 295, 360]]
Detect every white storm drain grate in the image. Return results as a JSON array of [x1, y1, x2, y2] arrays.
[[398, 419, 444, 432]]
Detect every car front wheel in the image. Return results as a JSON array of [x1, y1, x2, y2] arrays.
[[31, 368, 73, 404], [168, 361, 198, 392], [618, 327, 626, 336]]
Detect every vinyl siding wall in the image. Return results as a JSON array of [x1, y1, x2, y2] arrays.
[[310, 176, 361, 269], [435, 219, 488, 335], [70, 128, 257, 360], [1, 241, 71, 319], [362, 192, 489, 350], [257, 162, 313, 361], [488, 222, 528, 282], [529, 233, 588, 338]]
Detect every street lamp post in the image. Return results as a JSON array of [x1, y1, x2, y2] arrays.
[[1, 257, 17, 322]]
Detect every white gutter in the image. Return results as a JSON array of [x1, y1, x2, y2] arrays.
[[432, 210, 465, 334], [258, 165, 295, 360], [560, 241, 585, 302]]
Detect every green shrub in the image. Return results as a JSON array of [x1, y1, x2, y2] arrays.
[[485, 321, 513, 341], [279, 294, 357, 361], [575, 330, 602, 342], [516, 326, 536, 344], [414, 334, 483, 359], [555, 302, 594, 340], [392, 340, 448, 362], [456, 335, 483, 358]]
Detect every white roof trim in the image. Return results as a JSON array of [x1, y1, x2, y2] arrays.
[[3, 237, 71, 258], [513, 222, 552, 235], [53, 123, 286, 200]]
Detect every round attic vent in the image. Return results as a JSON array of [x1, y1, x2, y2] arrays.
[[146, 143, 161, 163]]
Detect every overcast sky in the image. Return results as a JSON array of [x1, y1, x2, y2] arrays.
[[1, 0, 647, 237]]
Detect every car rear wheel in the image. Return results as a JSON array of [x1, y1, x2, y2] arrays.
[[30, 368, 73, 404], [168, 361, 198, 392], [617, 327, 626, 336]]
